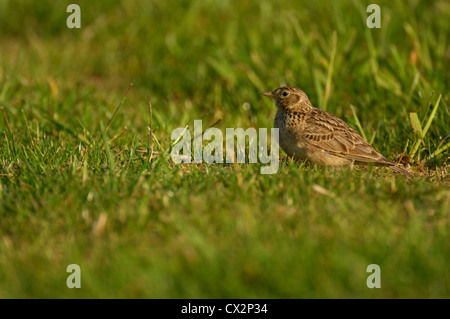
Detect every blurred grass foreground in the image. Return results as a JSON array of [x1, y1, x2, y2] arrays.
[[0, 0, 449, 298]]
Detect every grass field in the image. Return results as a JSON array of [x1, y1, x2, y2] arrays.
[[0, 0, 449, 298]]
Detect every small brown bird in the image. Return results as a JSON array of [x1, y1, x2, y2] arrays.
[[262, 86, 412, 176]]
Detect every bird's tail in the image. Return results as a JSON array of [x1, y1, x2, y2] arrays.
[[388, 164, 414, 178]]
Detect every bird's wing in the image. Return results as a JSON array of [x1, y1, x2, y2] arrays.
[[301, 109, 392, 165]]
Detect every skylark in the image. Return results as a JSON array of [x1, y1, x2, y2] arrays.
[[262, 86, 412, 176]]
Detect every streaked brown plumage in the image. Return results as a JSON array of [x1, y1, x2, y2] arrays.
[[262, 86, 412, 176]]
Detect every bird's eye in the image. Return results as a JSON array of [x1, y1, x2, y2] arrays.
[[282, 91, 289, 97]]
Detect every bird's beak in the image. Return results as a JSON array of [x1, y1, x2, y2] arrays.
[[261, 91, 277, 99]]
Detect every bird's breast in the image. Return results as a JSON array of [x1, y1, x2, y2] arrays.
[[274, 110, 309, 160]]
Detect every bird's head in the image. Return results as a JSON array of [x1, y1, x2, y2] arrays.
[[262, 86, 312, 112]]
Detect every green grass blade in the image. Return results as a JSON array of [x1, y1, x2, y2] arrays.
[[409, 112, 423, 138], [349, 104, 368, 141], [100, 122, 115, 175], [422, 94, 442, 137], [409, 94, 442, 159]]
